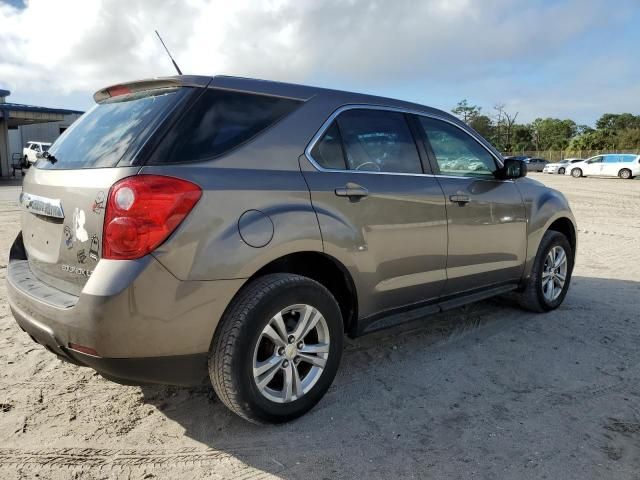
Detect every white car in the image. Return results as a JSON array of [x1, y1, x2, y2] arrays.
[[565, 154, 640, 179], [542, 158, 583, 175], [23, 141, 52, 165]]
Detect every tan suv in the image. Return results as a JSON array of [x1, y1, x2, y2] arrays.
[[7, 75, 576, 424]]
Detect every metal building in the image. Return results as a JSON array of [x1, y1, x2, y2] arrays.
[[0, 89, 83, 177]]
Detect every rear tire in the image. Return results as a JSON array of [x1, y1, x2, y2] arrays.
[[619, 169, 632, 179], [209, 273, 343, 424], [517, 230, 574, 313], [571, 168, 582, 178], [558, 167, 565, 174]]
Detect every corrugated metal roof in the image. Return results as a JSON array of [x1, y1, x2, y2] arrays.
[[0, 102, 84, 116]]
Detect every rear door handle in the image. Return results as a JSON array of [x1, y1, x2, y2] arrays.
[[335, 184, 369, 200], [449, 194, 470, 205]]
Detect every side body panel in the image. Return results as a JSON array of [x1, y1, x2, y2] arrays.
[[516, 177, 577, 284], [435, 177, 527, 295], [144, 165, 324, 280], [299, 156, 448, 318], [145, 95, 338, 280]]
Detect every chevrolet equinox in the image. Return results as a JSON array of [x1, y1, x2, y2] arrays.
[[7, 75, 577, 424]]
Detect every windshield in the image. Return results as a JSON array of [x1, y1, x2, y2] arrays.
[[38, 88, 187, 169]]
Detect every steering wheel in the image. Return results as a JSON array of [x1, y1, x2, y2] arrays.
[[355, 161, 381, 172]]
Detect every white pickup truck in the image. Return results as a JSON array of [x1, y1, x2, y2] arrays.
[[23, 141, 52, 165]]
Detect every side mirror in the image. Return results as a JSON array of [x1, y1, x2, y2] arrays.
[[496, 158, 527, 180]]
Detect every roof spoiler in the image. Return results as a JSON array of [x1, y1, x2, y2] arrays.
[[93, 75, 212, 103]]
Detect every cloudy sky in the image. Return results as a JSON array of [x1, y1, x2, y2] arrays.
[[0, 0, 638, 125]]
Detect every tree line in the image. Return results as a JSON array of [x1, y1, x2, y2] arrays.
[[451, 100, 640, 153]]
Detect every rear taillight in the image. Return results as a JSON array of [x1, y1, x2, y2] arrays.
[[103, 175, 202, 260]]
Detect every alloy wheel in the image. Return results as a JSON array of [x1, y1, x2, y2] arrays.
[[542, 246, 568, 302], [253, 304, 330, 403]]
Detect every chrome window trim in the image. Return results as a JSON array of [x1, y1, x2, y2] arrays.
[[303, 104, 504, 180]]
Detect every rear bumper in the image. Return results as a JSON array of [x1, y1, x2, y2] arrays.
[[6, 233, 245, 386], [10, 304, 208, 385]]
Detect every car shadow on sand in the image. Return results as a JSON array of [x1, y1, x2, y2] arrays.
[[139, 275, 640, 478]]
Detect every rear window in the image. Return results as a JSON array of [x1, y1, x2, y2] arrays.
[[150, 89, 302, 164], [38, 88, 186, 170]]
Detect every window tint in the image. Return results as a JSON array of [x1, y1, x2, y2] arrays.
[[336, 110, 422, 174], [153, 89, 301, 164], [587, 156, 603, 164], [418, 117, 497, 176], [40, 88, 186, 169], [311, 122, 346, 170], [605, 154, 636, 163]]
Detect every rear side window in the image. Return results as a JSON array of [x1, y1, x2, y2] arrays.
[[152, 89, 301, 164], [336, 109, 422, 174], [40, 88, 186, 169], [310, 122, 346, 170]]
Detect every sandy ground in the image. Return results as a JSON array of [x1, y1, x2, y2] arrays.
[[0, 173, 639, 479]]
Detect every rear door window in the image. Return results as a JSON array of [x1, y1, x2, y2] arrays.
[[39, 88, 187, 169], [335, 109, 422, 174], [151, 89, 302, 164]]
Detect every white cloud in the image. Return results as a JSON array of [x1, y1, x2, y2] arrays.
[[0, 0, 637, 123]]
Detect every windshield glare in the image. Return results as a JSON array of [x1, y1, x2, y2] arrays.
[[39, 88, 186, 169]]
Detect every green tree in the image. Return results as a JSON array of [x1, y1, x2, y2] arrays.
[[595, 113, 640, 131], [531, 118, 577, 150], [452, 99, 481, 123], [468, 114, 494, 140], [614, 128, 640, 149], [511, 124, 533, 151], [567, 129, 614, 150]]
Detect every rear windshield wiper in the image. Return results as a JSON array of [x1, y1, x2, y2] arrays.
[[42, 151, 58, 164]]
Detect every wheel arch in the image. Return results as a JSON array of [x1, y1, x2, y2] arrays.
[[547, 217, 576, 254], [244, 251, 359, 336], [618, 167, 632, 178]]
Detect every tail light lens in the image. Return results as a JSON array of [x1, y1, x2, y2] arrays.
[[103, 175, 202, 260]]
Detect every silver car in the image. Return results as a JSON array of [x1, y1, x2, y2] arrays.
[[7, 75, 577, 424]]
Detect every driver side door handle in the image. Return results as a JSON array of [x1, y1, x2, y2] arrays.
[[449, 194, 470, 205], [335, 184, 369, 200]]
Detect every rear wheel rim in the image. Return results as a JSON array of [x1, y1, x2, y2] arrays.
[[621, 170, 630, 179], [572, 169, 581, 177], [252, 304, 330, 404], [558, 168, 565, 174], [542, 246, 568, 302]]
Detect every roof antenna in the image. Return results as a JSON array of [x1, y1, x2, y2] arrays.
[[155, 30, 183, 75]]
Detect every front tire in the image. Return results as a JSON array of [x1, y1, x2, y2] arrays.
[[517, 230, 574, 313], [209, 273, 343, 424], [619, 169, 632, 179], [571, 168, 582, 178]]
